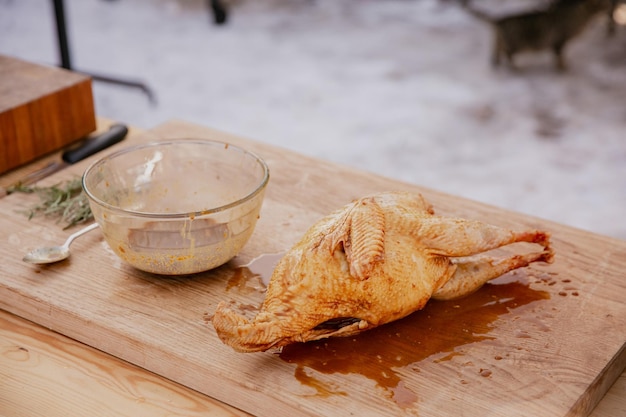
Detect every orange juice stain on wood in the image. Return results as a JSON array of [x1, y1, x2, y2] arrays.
[[278, 274, 550, 408]]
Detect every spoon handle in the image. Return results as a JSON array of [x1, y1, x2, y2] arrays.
[[65, 223, 100, 246]]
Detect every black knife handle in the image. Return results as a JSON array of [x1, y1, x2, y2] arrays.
[[62, 123, 128, 164]]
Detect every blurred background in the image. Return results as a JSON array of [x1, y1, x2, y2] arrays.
[[1, 0, 625, 239]]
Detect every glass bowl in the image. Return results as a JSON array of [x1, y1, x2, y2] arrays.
[[82, 139, 269, 275]]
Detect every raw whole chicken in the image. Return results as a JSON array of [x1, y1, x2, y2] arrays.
[[212, 192, 553, 352]]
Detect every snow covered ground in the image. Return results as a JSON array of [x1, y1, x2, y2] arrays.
[[1, 0, 625, 239]]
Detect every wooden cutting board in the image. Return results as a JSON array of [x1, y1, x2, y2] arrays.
[[0, 120, 624, 417], [0, 55, 96, 174]]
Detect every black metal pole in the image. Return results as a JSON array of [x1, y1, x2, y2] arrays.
[[50, 0, 155, 104], [52, 0, 72, 69], [209, 0, 228, 24]]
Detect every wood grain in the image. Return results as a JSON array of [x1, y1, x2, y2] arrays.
[[590, 371, 626, 417], [0, 293, 622, 417], [0, 55, 96, 174], [0, 120, 624, 417], [0, 309, 249, 417]]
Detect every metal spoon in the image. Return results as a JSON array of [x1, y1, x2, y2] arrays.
[[23, 223, 99, 264]]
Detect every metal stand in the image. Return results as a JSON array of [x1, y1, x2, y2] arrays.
[[52, 0, 156, 104], [208, 0, 228, 24]]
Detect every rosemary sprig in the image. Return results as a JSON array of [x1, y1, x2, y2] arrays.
[[10, 177, 93, 229]]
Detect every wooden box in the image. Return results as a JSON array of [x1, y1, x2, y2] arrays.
[[0, 55, 96, 174]]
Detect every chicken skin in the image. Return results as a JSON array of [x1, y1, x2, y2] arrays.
[[212, 192, 553, 353]]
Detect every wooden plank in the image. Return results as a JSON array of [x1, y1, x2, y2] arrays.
[[0, 55, 96, 174], [590, 371, 626, 417], [0, 120, 624, 417], [0, 310, 249, 417], [0, 276, 622, 417]]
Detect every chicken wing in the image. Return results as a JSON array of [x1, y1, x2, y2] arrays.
[[212, 192, 553, 352]]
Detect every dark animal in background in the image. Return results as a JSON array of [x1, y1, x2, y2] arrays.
[[462, 0, 612, 70]]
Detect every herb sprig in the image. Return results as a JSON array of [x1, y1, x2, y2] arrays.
[[10, 178, 93, 229]]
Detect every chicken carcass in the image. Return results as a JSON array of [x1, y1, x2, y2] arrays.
[[212, 192, 553, 352]]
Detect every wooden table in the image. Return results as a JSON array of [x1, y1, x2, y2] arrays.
[[1, 119, 624, 417]]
